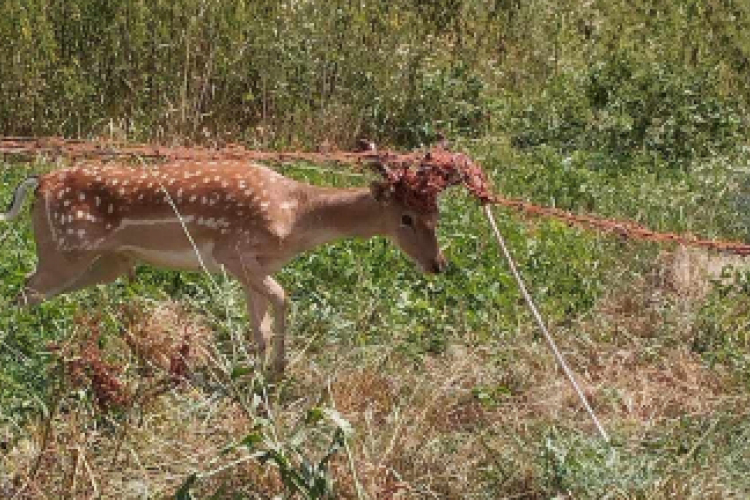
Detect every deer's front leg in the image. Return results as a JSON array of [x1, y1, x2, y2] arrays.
[[238, 259, 289, 375], [253, 275, 288, 375], [246, 289, 272, 360], [217, 247, 290, 376]]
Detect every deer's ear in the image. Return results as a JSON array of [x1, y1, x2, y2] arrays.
[[370, 181, 393, 204]]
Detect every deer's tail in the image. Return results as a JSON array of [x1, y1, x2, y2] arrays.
[[0, 177, 39, 222]]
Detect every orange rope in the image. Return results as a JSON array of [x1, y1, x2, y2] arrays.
[[3, 136, 750, 256]]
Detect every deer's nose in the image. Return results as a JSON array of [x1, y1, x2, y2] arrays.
[[429, 255, 447, 274]]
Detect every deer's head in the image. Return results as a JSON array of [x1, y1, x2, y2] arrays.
[[371, 180, 446, 274], [370, 162, 459, 274], [367, 147, 495, 274]]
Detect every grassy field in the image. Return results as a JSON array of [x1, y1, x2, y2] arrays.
[[1, 141, 750, 499], [2, 1, 750, 497]]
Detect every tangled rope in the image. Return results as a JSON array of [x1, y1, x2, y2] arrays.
[[3, 136, 750, 256]]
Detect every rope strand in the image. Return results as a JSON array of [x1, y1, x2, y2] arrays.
[[3, 136, 750, 256], [484, 205, 610, 442]]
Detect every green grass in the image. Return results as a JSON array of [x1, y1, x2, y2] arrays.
[[1, 144, 750, 498], [3, 2, 750, 495]]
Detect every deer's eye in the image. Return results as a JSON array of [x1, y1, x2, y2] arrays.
[[401, 214, 414, 228]]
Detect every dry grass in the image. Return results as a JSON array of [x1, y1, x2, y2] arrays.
[[2, 249, 749, 499]]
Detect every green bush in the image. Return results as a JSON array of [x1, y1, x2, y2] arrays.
[[4, 0, 748, 151], [365, 61, 492, 147], [693, 269, 750, 385], [511, 54, 747, 170]]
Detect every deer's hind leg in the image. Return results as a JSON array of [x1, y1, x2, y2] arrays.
[[17, 203, 134, 306], [18, 252, 134, 306], [15, 198, 87, 305], [55, 253, 135, 294], [18, 251, 99, 306]]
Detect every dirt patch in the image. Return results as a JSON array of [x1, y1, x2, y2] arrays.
[[666, 246, 750, 300]]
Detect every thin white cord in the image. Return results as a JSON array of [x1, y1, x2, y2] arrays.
[[484, 205, 610, 442]]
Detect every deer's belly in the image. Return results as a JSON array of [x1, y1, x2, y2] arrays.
[[120, 243, 221, 272], [107, 220, 223, 272]]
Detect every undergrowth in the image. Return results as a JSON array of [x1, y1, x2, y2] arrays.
[[1, 143, 750, 498]]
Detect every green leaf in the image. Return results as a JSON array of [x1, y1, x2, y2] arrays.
[[230, 364, 253, 380], [305, 406, 326, 425], [174, 473, 198, 500], [240, 431, 264, 451]]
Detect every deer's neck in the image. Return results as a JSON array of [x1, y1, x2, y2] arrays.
[[291, 186, 385, 252]]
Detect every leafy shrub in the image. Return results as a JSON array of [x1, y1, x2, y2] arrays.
[[511, 54, 747, 170], [693, 268, 750, 385], [365, 61, 492, 147]]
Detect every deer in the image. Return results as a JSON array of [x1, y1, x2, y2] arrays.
[[1, 159, 449, 375]]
